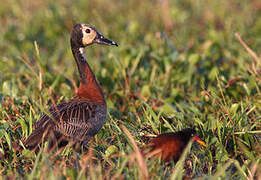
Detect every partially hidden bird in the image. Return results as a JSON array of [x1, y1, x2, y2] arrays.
[[24, 24, 118, 150], [143, 128, 206, 162]]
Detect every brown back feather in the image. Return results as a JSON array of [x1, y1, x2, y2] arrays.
[[24, 100, 106, 150]]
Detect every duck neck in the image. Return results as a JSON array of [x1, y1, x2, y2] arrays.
[[71, 43, 106, 105]]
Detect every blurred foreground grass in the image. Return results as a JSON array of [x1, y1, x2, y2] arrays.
[[0, 0, 261, 179]]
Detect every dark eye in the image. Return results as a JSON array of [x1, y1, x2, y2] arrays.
[[85, 29, 91, 33]]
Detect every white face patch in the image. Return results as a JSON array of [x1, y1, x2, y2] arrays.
[[81, 24, 97, 46], [79, 47, 85, 55]]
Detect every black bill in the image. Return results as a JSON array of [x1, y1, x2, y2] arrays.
[[94, 32, 118, 46]]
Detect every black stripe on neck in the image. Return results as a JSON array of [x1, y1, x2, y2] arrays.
[[71, 46, 89, 83]]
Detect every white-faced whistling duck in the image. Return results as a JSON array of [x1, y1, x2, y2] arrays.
[[143, 128, 206, 162], [24, 24, 118, 150]]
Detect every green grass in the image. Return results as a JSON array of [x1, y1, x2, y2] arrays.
[[0, 0, 261, 179]]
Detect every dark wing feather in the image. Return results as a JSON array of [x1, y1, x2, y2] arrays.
[[24, 100, 106, 150]]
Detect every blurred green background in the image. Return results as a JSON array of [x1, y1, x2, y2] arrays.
[[0, 0, 261, 179]]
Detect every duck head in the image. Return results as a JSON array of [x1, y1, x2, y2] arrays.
[[71, 24, 118, 48]]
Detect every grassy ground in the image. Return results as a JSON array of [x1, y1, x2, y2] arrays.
[[0, 0, 261, 179]]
